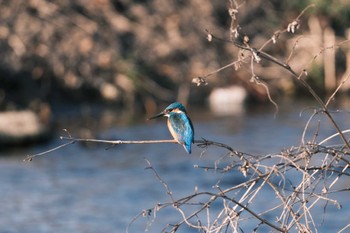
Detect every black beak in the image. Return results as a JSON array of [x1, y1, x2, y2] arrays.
[[147, 111, 165, 120]]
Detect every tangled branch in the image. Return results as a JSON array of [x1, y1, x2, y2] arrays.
[[129, 134, 350, 232]]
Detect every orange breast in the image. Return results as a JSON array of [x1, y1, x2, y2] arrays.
[[167, 118, 180, 143]]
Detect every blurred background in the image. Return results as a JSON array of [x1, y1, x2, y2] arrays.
[[0, 0, 349, 145], [0, 0, 350, 232]]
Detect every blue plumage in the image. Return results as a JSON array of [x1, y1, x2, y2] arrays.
[[149, 102, 194, 154]]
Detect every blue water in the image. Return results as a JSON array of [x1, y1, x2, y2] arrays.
[[1, 100, 350, 232]]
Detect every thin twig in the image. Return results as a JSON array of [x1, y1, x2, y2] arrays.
[[23, 140, 76, 162], [325, 72, 350, 107], [23, 135, 178, 162]]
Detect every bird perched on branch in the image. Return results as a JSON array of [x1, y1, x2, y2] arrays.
[[148, 102, 194, 154]]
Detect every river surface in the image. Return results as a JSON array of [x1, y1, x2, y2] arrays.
[[1, 99, 350, 232]]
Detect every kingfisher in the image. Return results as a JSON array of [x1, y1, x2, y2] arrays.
[[148, 102, 194, 154]]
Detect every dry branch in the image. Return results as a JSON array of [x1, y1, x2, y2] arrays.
[[23, 134, 178, 162]]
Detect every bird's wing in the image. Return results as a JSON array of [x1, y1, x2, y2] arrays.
[[169, 114, 194, 144]]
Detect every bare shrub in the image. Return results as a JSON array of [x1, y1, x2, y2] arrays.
[[127, 2, 350, 233]]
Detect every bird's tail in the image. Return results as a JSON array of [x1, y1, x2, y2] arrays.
[[183, 143, 191, 154]]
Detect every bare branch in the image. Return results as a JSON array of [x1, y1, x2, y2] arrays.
[[24, 134, 178, 162]]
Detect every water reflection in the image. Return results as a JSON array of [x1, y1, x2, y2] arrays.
[[1, 100, 350, 232]]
